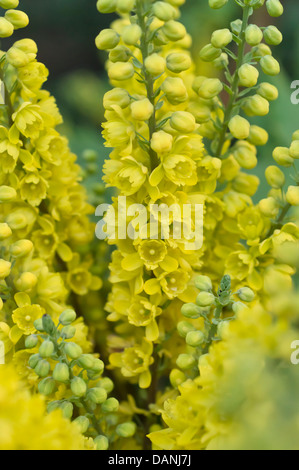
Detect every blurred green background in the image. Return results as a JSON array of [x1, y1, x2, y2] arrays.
[[6, 0, 299, 199]]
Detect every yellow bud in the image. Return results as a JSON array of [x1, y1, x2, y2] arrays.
[[273, 147, 294, 167], [4, 10, 29, 29], [209, 0, 228, 8], [259, 197, 279, 217], [232, 173, 259, 196], [264, 25, 283, 45], [15, 272, 38, 292], [116, 0, 135, 13], [165, 0, 185, 6], [260, 55, 280, 76], [238, 64, 259, 87], [187, 101, 211, 123], [292, 130, 299, 141], [103, 88, 130, 110], [170, 111, 196, 133], [153, 2, 177, 21], [108, 61, 134, 81], [0, 0, 19, 8], [290, 141, 299, 159], [10, 239, 33, 258], [6, 46, 29, 67], [166, 52, 191, 73], [265, 165, 285, 188], [14, 38, 37, 59], [109, 45, 130, 63], [242, 95, 269, 117], [161, 77, 188, 104], [211, 28, 232, 48], [0, 259, 11, 280], [266, 0, 284, 17], [257, 82, 278, 101], [286, 186, 299, 206], [213, 52, 229, 70], [169, 369, 186, 388], [131, 98, 154, 121], [145, 53, 166, 75], [0, 17, 14, 38], [228, 115, 250, 140], [252, 43, 272, 60], [95, 29, 120, 50], [199, 43, 221, 62], [233, 141, 257, 170], [196, 78, 223, 99], [97, 0, 117, 13], [245, 24, 263, 46], [0, 223, 12, 240], [151, 131, 173, 154], [0, 185, 17, 202], [122, 24, 142, 46], [192, 76, 207, 94], [163, 20, 186, 42], [248, 125, 269, 146]]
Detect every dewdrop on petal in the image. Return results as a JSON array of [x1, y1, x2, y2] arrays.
[[10, 240, 33, 258], [166, 52, 191, 73], [122, 24, 142, 46], [286, 186, 299, 206], [0, 259, 11, 280], [108, 62, 134, 81], [209, 0, 228, 8], [238, 64, 259, 87], [0, 223, 12, 240], [228, 115, 250, 140], [265, 166, 285, 188], [170, 111, 196, 133], [97, 0, 117, 13], [5, 10, 29, 29], [257, 82, 278, 101], [245, 25, 263, 46], [266, 0, 284, 17], [260, 55, 280, 76], [145, 53, 166, 76], [95, 29, 119, 50], [273, 147, 294, 167], [151, 130, 173, 154], [290, 141, 299, 159], [0, 17, 14, 37], [153, 2, 177, 21], [131, 98, 154, 121], [162, 20, 186, 42], [211, 28, 232, 48], [264, 25, 283, 46]]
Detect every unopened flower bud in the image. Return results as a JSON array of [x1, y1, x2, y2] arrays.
[[242, 95, 269, 117], [0, 17, 14, 37], [151, 131, 173, 154], [42, 314, 56, 335], [10, 239, 33, 258], [60, 401, 73, 420], [234, 140, 257, 169], [230, 19, 242, 35], [153, 2, 176, 21], [53, 363, 70, 382], [101, 397, 119, 413], [199, 43, 221, 62], [108, 62, 134, 81], [238, 64, 259, 87], [71, 377, 87, 397], [180, 303, 203, 320], [194, 275, 213, 291], [161, 77, 188, 104], [196, 292, 215, 307], [131, 98, 154, 121], [59, 309, 76, 326], [177, 320, 196, 337], [286, 186, 299, 206], [109, 45, 130, 63], [259, 197, 279, 217], [39, 340, 55, 358], [25, 335, 38, 349], [38, 378, 56, 396], [117, 0, 135, 14], [169, 369, 186, 388], [5, 9, 29, 29], [87, 387, 107, 404], [170, 111, 196, 133], [232, 301, 247, 315], [248, 125, 269, 146], [196, 78, 223, 99], [265, 165, 285, 188], [6, 46, 29, 67], [64, 342, 82, 360], [78, 354, 96, 370], [228, 115, 250, 140], [264, 25, 283, 46], [245, 24, 263, 46], [0, 185, 17, 202], [0, 259, 11, 280], [15, 272, 38, 292], [29, 353, 41, 369], [97, 0, 117, 13], [0, 0, 19, 8], [186, 330, 205, 347], [257, 82, 278, 101], [116, 422, 136, 438], [166, 52, 191, 73], [292, 130, 299, 141], [103, 88, 130, 110], [290, 141, 299, 160], [145, 53, 166, 76], [176, 353, 196, 370], [209, 0, 229, 9], [95, 29, 119, 50], [73, 416, 90, 434], [237, 287, 255, 302], [163, 20, 186, 41], [33, 318, 44, 332], [123, 24, 142, 46], [35, 359, 51, 378], [266, 0, 283, 17], [0, 223, 12, 240], [211, 28, 232, 48], [97, 377, 114, 394], [94, 435, 109, 450], [61, 325, 76, 339], [272, 147, 294, 167], [260, 55, 280, 76]]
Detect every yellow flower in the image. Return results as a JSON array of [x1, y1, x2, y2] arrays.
[[12, 102, 44, 139], [12, 293, 45, 335], [128, 296, 162, 341]]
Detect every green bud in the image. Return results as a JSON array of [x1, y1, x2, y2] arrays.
[[259, 197, 279, 218], [87, 387, 107, 404], [166, 52, 191, 73], [95, 29, 119, 50], [61, 326, 76, 340], [25, 335, 38, 349], [245, 24, 263, 46], [59, 309, 76, 326], [35, 360, 51, 378], [237, 287, 255, 302], [257, 82, 278, 101], [228, 115, 250, 140], [96, 0, 117, 13], [64, 342, 83, 360], [101, 397, 119, 413], [265, 166, 285, 188], [117, 0, 135, 14], [170, 111, 196, 133], [196, 78, 223, 99], [33, 318, 44, 332], [145, 53, 166, 76], [116, 422, 137, 438], [163, 20, 186, 42], [199, 44, 221, 62], [0, 223, 12, 240], [232, 301, 248, 315], [29, 353, 41, 369], [78, 354, 96, 370], [194, 275, 213, 291], [217, 321, 230, 338], [108, 62, 134, 81], [196, 292, 215, 307], [231, 19, 242, 35], [290, 141, 299, 160], [42, 315, 56, 335], [238, 64, 259, 87], [292, 130, 299, 141], [181, 303, 203, 320], [209, 0, 229, 9], [91, 358, 105, 373], [47, 401, 60, 414], [266, 0, 283, 17], [53, 363, 70, 382], [176, 353, 196, 370], [38, 378, 56, 396], [153, 2, 177, 21], [177, 321, 196, 338], [248, 125, 269, 146], [242, 95, 269, 117], [186, 330, 205, 347], [211, 28, 232, 48], [264, 25, 283, 45], [272, 147, 294, 167], [109, 45, 131, 63], [39, 340, 55, 358], [0, 17, 14, 38], [97, 377, 114, 394], [73, 416, 90, 434], [260, 55, 280, 76], [71, 377, 87, 397], [94, 435, 109, 450], [60, 401, 74, 420], [169, 369, 186, 388], [123, 24, 142, 46], [10, 239, 33, 258]]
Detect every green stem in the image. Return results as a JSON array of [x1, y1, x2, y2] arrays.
[[202, 305, 223, 355], [213, 5, 251, 158]]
